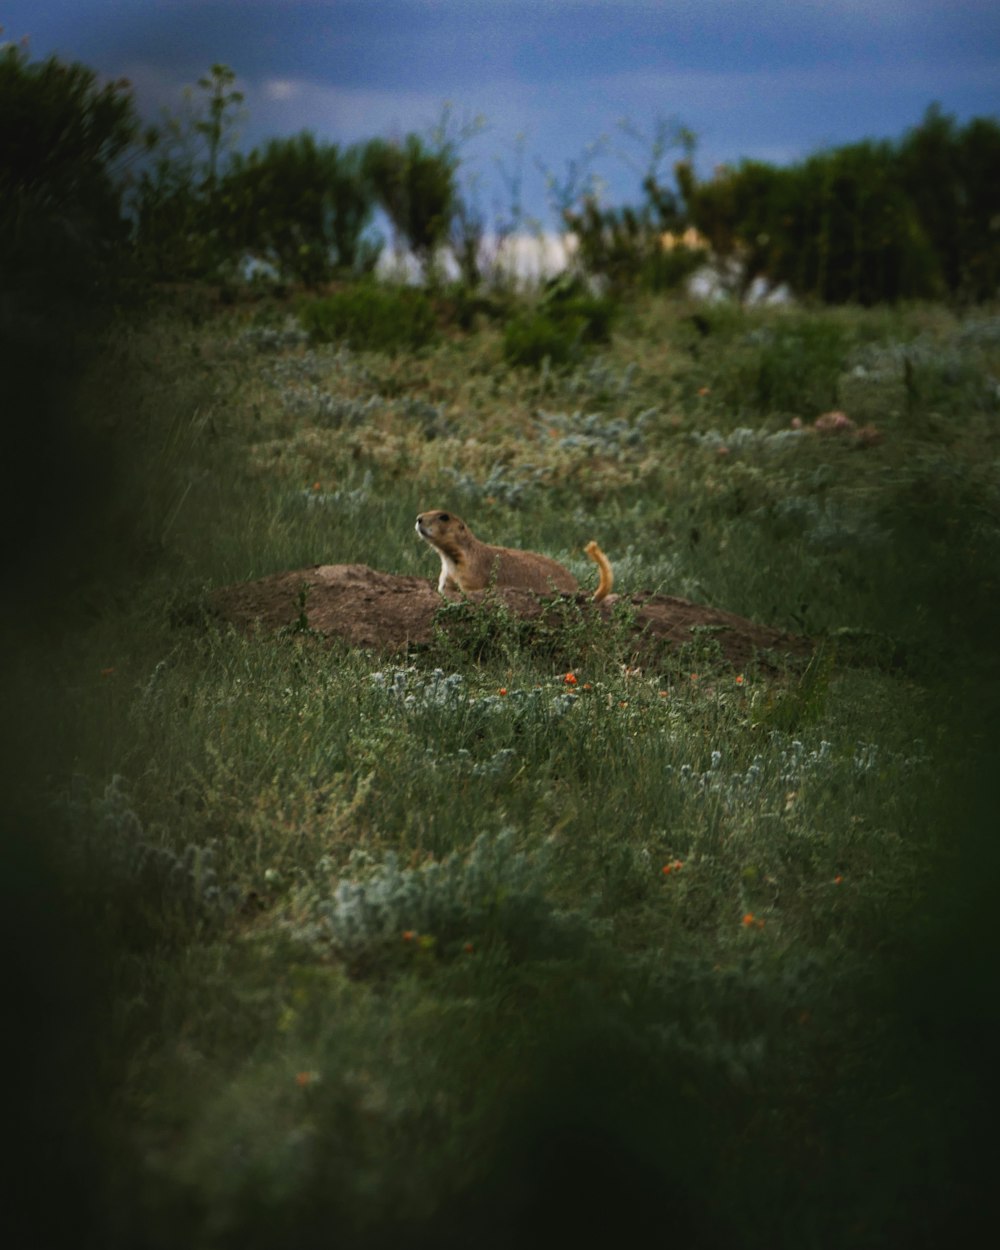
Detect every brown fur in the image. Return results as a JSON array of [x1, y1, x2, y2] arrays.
[[415, 510, 613, 601]]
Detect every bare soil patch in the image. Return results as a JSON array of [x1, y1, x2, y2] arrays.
[[208, 564, 814, 671]]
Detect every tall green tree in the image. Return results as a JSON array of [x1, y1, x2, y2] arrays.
[[955, 116, 1000, 300], [0, 42, 145, 306], [364, 133, 458, 272], [897, 105, 1000, 301], [682, 142, 941, 304], [0, 44, 146, 602], [681, 107, 1000, 305], [221, 133, 380, 284]]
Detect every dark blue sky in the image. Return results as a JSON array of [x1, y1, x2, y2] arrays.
[[5, 0, 999, 226]]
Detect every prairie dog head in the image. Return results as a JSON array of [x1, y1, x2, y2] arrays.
[[415, 509, 473, 558]]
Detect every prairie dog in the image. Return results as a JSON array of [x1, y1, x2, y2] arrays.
[[416, 510, 614, 601]]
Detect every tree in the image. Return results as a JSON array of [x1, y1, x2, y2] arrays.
[[955, 116, 1000, 300], [194, 63, 245, 190], [364, 133, 458, 272], [221, 133, 380, 285], [0, 41, 145, 305], [682, 142, 941, 304], [0, 43, 146, 600], [130, 63, 245, 280], [561, 120, 704, 294], [898, 105, 1000, 301]]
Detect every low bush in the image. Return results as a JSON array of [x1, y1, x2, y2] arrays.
[[299, 283, 437, 352], [502, 289, 615, 368]]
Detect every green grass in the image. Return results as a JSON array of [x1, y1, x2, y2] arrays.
[[4, 290, 998, 1248]]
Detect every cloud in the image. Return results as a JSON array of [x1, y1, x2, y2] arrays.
[[262, 79, 298, 102], [241, 71, 556, 151], [247, 77, 454, 141]]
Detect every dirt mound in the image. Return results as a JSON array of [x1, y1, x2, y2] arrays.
[[208, 564, 814, 671]]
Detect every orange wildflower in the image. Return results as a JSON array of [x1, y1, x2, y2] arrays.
[[295, 1070, 319, 1087], [735, 674, 745, 686], [498, 687, 508, 696], [662, 864, 673, 876], [563, 672, 578, 685], [464, 942, 474, 954], [697, 386, 711, 397], [833, 875, 844, 886], [402, 930, 416, 942], [742, 913, 755, 927], [100, 667, 116, 677]]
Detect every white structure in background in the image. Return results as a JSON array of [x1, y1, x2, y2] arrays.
[[661, 227, 791, 304], [375, 231, 580, 287], [687, 260, 793, 305], [376, 227, 790, 303]]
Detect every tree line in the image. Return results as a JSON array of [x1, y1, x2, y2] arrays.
[[2, 42, 998, 312]]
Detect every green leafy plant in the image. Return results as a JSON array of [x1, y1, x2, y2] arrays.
[[299, 282, 437, 351], [503, 279, 616, 368], [319, 829, 593, 974]]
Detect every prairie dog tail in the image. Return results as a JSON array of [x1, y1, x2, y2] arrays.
[[584, 540, 614, 602]]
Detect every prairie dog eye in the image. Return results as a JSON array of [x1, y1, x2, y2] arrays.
[[438, 513, 450, 522]]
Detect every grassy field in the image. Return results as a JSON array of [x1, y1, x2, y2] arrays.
[[4, 289, 998, 1248]]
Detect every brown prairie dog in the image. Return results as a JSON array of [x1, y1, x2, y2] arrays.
[[416, 509, 614, 601]]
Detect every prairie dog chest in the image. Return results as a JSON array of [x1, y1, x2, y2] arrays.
[[434, 547, 464, 591], [415, 510, 474, 591]]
